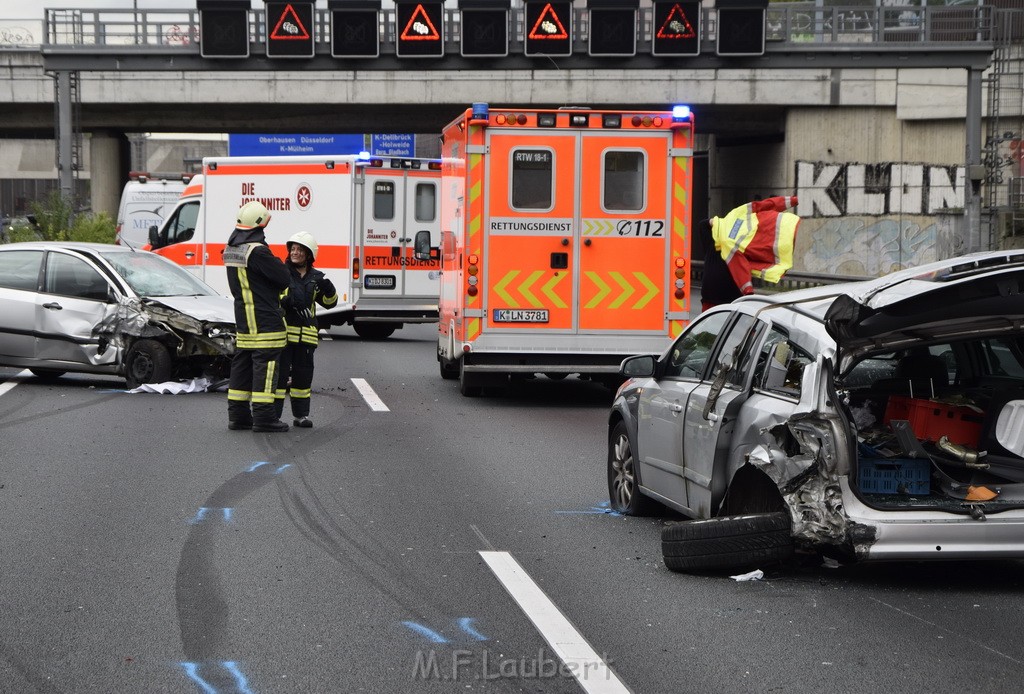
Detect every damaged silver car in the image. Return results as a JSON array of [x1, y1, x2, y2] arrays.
[[0, 242, 234, 388], [608, 250, 1024, 572]]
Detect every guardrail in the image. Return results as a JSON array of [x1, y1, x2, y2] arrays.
[[32, 4, 1003, 50], [691, 260, 870, 292]]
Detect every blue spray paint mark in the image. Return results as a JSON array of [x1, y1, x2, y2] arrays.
[[180, 661, 256, 694], [223, 661, 255, 694], [457, 617, 488, 641], [188, 507, 235, 525], [554, 500, 623, 517], [402, 621, 449, 643], [179, 662, 217, 694], [246, 462, 271, 473], [273, 464, 291, 475]]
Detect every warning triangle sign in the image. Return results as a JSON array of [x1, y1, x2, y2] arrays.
[[270, 3, 311, 40], [400, 4, 441, 41], [656, 3, 697, 40], [528, 3, 569, 40]]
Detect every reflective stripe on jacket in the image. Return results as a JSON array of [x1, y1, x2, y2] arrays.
[[711, 196, 800, 294]]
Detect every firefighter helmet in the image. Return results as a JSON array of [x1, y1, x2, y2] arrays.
[[236, 200, 271, 230], [287, 231, 318, 261]]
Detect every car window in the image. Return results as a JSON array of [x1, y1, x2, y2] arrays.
[[45, 252, 110, 301], [715, 314, 763, 387], [754, 327, 814, 397], [983, 337, 1024, 378], [165, 201, 199, 245], [0, 250, 43, 291], [664, 311, 731, 380]]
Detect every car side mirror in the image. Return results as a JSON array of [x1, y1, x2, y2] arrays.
[[703, 353, 734, 421], [148, 224, 161, 248], [413, 230, 432, 261], [620, 354, 656, 378]]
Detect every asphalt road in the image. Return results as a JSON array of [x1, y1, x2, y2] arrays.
[[2, 323, 1024, 694]]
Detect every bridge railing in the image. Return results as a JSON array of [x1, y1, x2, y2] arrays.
[[35, 5, 1001, 50]]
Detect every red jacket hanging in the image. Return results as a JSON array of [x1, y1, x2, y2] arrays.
[[710, 196, 800, 295]]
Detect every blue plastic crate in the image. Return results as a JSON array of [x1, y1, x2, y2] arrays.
[[858, 457, 931, 495]]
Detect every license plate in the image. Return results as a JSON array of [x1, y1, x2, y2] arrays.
[[493, 309, 549, 323], [364, 275, 396, 289]]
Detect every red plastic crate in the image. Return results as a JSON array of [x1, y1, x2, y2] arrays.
[[883, 395, 983, 447]]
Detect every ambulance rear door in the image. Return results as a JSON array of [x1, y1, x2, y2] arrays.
[[483, 124, 671, 335], [359, 164, 441, 299]]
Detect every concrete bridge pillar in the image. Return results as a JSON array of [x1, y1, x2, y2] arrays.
[[88, 130, 129, 219]]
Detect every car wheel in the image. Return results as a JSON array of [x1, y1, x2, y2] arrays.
[[353, 323, 398, 340], [661, 512, 794, 574], [608, 421, 656, 515], [439, 357, 459, 380], [124, 339, 173, 388], [29, 368, 66, 382], [459, 359, 482, 397], [544, 372, 568, 381]]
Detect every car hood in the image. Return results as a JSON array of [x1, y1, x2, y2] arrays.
[[141, 294, 235, 324], [824, 259, 1024, 362]]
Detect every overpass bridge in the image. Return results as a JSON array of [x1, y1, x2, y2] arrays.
[[1, 2, 1022, 271]]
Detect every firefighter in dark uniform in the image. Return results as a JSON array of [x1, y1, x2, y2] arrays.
[[275, 231, 338, 428], [223, 200, 292, 432]]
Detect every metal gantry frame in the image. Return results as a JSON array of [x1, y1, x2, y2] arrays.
[[38, 4, 1003, 243]]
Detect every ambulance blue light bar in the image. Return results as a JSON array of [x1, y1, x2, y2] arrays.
[[672, 105, 692, 122]]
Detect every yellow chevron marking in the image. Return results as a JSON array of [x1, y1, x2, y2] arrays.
[[494, 270, 520, 307], [608, 272, 635, 309], [541, 273, 567, 308], [583, 219, 616, 236], [468, 318, 480, 340], [633, 272, 658, 309], [519, 271, 545, 308], [584, 271, 610, 310]]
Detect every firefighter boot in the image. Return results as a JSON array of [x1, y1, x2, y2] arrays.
[[228, 401, 253, 431], [252, 404, 289, 433]]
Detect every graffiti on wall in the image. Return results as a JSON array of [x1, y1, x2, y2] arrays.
[[794, 160, 966, 274]]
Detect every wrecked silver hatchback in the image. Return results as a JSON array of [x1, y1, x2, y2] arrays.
[[607, 250, 1024, 572], [0, 242, 235, 388]]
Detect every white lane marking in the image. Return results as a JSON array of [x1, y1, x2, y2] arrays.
[[479, 551, 631, 694], [0, 370, 30, 398], [350, 377, 390, 412]]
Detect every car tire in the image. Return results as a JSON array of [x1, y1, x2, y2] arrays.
[[439, 357, 459, 380], [124, 339, 173, 388], [661, 512, 794, 574], [459, 360, 482, 397], [353, 323, 398, 340], [545, 372, 568, 381], [29, 368, 66, 382], [608, 421, 657, 516]]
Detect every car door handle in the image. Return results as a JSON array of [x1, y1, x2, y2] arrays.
[[42, 302, 62, 310], [669, 403, 684, 412], [184, 252, 195, 259]]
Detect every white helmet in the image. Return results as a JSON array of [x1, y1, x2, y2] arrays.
[[287, 231, 318, 261], [236, 200, 271, 229]]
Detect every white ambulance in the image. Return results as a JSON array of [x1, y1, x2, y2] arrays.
[[147, 154, 442, 339]]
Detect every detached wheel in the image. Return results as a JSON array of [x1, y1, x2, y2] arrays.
[[661, 512, 794, 574], [29, 368, 66, 382], [124, 339, 173, 388], [608, 421, 657, 515], [353, 322, 398, 340]]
